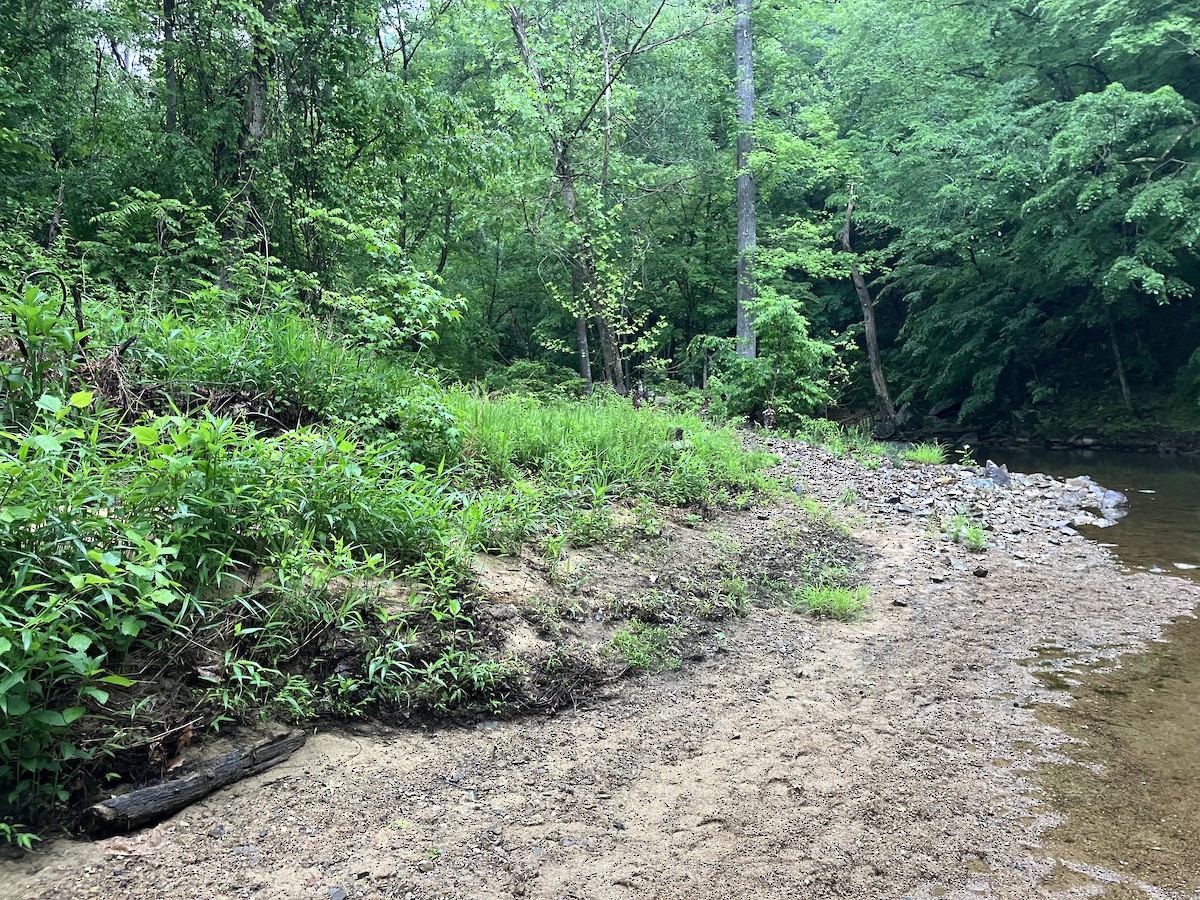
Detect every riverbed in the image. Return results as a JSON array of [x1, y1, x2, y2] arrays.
[[978, 446, 1200, 896]]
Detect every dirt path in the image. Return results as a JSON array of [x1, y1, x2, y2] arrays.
[[7, 441, 1199, 900]]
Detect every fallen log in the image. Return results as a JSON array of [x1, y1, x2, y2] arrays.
[[82, 729, 307, 836]]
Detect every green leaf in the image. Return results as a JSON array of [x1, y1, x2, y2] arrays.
[[30, 709, 67, 727], [31, 434, 63, 454], [96, 674, 134, 687], [5, 696, 30, 717], [118, 616, 142, 637], [68, 390, 94, 409], [66, 633, 92, 653], [0, 506, 32, 523], [82, 686, 110, 705], [130, 425, 161, 446], [35, 395, 63, 414], [61, 706, 86, 725]]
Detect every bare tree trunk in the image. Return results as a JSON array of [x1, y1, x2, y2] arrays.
[[841, 185, 896, 422], [734, 0, 757, 360], [1106, 309, 1134, 413], [572, 262, 594, 393], [237, 0, 277, 184], [163, 0, 178, 132]]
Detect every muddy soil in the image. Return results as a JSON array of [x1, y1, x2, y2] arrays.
[[5, 439, 1199, 900]]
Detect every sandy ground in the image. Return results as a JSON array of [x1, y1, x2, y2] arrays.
[[5, 440, 1199, 900]]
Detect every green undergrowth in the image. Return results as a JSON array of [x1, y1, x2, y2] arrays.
[[0, 285, 775, 835], [791, 416, 893, 468], [900, 442, 948, 465]]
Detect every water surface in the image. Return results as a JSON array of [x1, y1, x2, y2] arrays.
[[975, 446, 1200, 582], [1032, 615, 1200, 894], [987, 447, 1200, 893]]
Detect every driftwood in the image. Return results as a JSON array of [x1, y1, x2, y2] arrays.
[[82, 729, 307, 836]]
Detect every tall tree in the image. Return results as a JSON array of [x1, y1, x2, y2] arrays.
[[840, 185, 894, 421], [733, 0, 757, 359]]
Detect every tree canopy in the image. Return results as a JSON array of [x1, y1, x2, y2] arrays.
[[2, 0, 1198, 429]]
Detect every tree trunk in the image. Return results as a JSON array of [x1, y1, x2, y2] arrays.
[[841, 185, 896, 422], [1106, 309, 1134, 413], [163, 0, 178, 132], [237, 0, 278, 184], [572, 261, 594, 393], [734, 0, 757, 360]]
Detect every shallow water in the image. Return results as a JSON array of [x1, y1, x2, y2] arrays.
[[1031, 615, 1200, 894], [975, 446, 1200, 582], [988, 447, 1200, 893]]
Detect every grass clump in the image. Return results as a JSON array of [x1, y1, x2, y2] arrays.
[[901, 442, 947, 464], [792, 584, 868, 621], [943, 512, 989, 551], [449, 391, 773, 508], [940, 513, 988, 549], [609, 622, 678, 674]]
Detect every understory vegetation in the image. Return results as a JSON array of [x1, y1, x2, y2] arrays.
[[0, 284, 775, 834]]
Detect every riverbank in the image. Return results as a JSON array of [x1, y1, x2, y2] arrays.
[[6, 438, 1199, 899]]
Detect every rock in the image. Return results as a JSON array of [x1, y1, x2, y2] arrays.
[[1100, 489, 1128, 509], [418, 860, 436, 873], [984, 460, 1011, 488], [231, 845, 261, 866], [328, 888, 348, 900], [892, 599, 909, 607], [930, 574, 946, 583], [972, 567, 988, 578]]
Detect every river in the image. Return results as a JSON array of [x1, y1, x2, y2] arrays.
[[974, 446, 1200, 582], [980, 445, 1200, 895]]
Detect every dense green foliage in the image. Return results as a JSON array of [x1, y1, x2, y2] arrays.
[[0, 282, 769, 830]]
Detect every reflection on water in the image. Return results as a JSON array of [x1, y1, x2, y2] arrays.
[[1032, 615, 1200, 894], [975, 446, 1200, 581]]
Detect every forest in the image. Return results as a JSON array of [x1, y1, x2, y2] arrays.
[[1, 0, 1198, 840]]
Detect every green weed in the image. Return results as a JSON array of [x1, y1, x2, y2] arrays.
[[609, 622, 678, 674], [901, 443, 947, 465], [793, 584, 868, 621]]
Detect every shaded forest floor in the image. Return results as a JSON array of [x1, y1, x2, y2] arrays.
[[6, 440, 1199, 900]]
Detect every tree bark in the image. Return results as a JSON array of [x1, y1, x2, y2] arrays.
[[237, 0, 278, 184], [572, 261, 594, 393], [1105, 308, 1134, 413], [81, 730, 306, 836], [841, 185, 896, 422], [163, 0, 178, 132], [734, 0, 757, 360]]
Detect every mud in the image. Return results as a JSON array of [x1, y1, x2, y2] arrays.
[[5, 439, 1198, 900]]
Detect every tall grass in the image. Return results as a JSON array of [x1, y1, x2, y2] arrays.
[[448, 391, 772, 506]]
